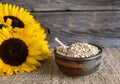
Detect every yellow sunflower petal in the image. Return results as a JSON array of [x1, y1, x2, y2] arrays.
[[27, 57, 41, 67], [30, 55, 46, 61], [29, 49, 41, 55], [4, 4, 9, 15], [8, 4, 12, 15], [0, 32, 6, 40], [6, 68, 13, 76], [6, 18, 12, 26], [12, 66, 20, 74], [2, 64, 9, 73], [13, 5, 19, 16], [0, 3, 4, 16], [21, 63, 33, 72], [0, 59, 3, 69], [11, 5, 17, 15], [25, 61, 37, 70], [2, 28, 12, 38]]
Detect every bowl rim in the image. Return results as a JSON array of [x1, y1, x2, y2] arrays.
[[54, 43, 102, 62]]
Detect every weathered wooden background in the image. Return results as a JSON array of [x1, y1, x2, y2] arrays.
[[1, 0, 120, 48]]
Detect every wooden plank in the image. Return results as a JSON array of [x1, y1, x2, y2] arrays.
[[23, 0, 119, 11], [1, 0, 120, 11], [31, 11, 120, 48]]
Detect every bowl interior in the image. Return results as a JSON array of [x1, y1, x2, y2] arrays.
[[54, 43, 102, 62]]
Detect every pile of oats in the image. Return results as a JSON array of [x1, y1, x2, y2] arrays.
[[56, 42, 100, 58]]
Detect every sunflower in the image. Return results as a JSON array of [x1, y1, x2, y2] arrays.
[[0, 3, 38, 29], [0, 27, 50, 76]]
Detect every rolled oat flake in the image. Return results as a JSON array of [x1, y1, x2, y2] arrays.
[[56, 42, 100, 58]]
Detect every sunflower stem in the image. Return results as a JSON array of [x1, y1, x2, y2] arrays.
[[54, 37, 68, 49]]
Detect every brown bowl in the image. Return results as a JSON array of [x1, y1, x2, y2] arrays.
[[54, 43, 102, 76]]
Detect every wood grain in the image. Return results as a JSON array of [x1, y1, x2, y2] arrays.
[[1, 0, 120, 11], [23, 0, 120, 11], [32, 11, 120, 48]]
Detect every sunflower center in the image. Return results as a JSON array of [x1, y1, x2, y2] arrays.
[[4, 16, 24, 28], [10, 48, 19, 55], [0, 38, 28, 66]]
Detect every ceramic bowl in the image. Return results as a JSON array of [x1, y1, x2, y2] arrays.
[[54, 43, 102, 76]]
